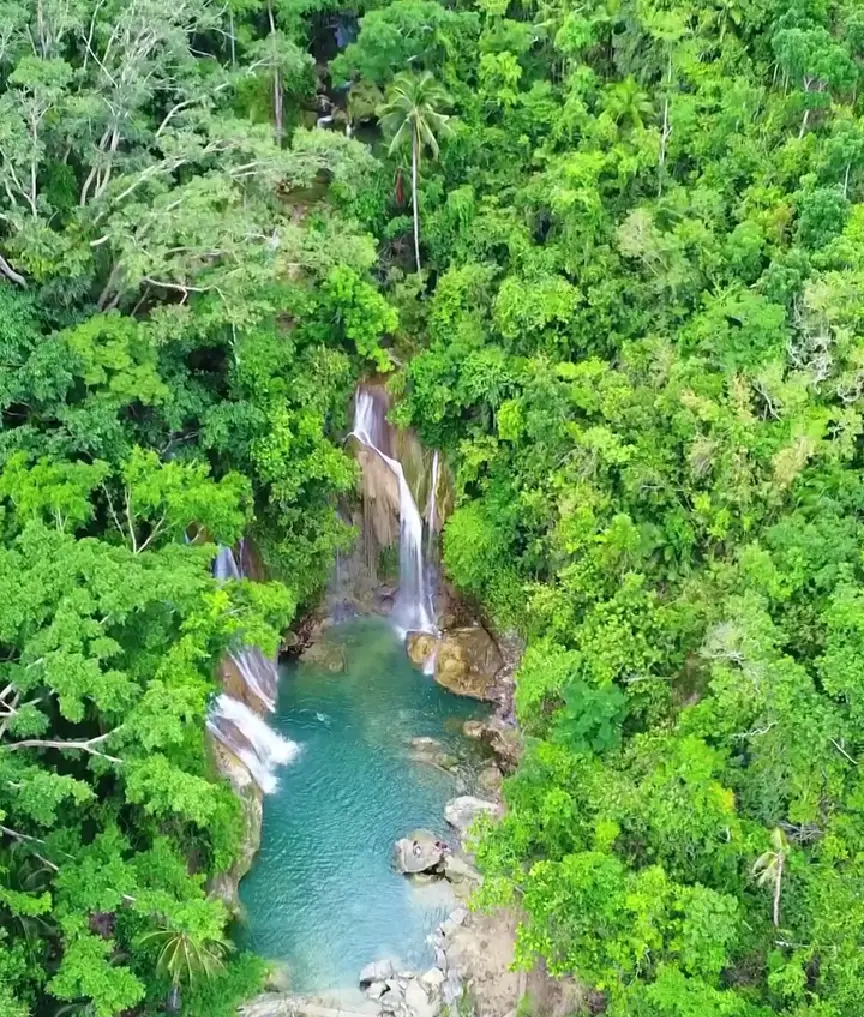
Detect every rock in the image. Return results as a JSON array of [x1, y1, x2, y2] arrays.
[[407, 631, 439, 669], [219, 654, 271, 714], [463, 720, 485, 740], [481, 718, 523, 771], [409, 737, 458, 772], [206, 735, 263, 913], [299, 638, 346, 673], [409, 873, 438, 887], [444, 854, 481, 886], [394, 829, 446, 874], [379, 991, 401, 1013], [444, 796, 502, 833], [406, 980, 430, 1010], [462, 717, 523, 772], [421, 968, 446, 997], [434, 627, 503, 700], [360, 959, 395, 986], [477, 763, 503, 795], [367, 981, 387, 1000], [451, 907, 468, 926], [263, 964, 291, 992]]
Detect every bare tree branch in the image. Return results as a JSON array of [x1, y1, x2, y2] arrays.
[[5, 729, 124, 764], [0, 253, 27, 286]]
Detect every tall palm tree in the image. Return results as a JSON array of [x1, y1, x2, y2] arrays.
[[136, 923, 232, 1009], [378, 72, 452, 274], [753, 826, 789, 927]]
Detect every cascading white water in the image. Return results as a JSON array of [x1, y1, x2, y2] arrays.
[[228, 646, 279, 714], [214, 544, 242, 581], [351, 389, 435, 634], [209, 545, 296, 792], [207, 695, 299, 795]]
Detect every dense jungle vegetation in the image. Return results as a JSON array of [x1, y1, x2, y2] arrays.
[[2, 0, 864, 1015]]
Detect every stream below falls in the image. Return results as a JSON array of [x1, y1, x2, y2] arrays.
[[236, 618, 487, 992]]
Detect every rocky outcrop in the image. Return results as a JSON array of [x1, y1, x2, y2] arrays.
[[442, 853, 481, 888], [207, 736, 264, 913], [463, 716, 523, 773], [393, 830, 447, 875], [476, 763, 504, 795], [406, 631, 437, 669], [444, 796, 502, 835], [360, 960, 396, 986], [434, 627, 503, 699]]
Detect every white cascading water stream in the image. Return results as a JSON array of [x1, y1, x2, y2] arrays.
[[351, 389, 435, 635], [209, 545, 299, 792], [207, 695, 299, 795]]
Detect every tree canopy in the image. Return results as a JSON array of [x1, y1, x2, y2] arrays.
[[5, 0, 864, 1014]]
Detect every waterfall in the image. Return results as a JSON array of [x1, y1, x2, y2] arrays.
[[228, 646, 279, 714], [209, 545, 296, 792], [351, 388, 435, 634], [207, 695, 299, 795], [214, 544, 242, 581]]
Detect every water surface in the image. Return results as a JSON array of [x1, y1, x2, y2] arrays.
[[237, 618, 485, 991]]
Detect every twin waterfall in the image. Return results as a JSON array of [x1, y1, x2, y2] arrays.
[[207, 544, 299, 794], [208, 387, 442, 793]]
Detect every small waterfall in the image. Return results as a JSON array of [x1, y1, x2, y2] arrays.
[[207, 695, 299, 795], [351, 388, 435, 634], [209, 545, 295, 792], [214, 544, 242, 581], [228, 646, 279, 714]]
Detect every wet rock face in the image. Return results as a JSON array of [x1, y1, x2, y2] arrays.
[[405, 631, 437, 669], [206, 736, 264, 913], [434, 627, 503, 700]]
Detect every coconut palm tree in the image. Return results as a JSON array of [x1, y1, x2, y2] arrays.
[[136, 922, 232, 1009], [378, 71, 452, 274], [753, 826, 789, 927]]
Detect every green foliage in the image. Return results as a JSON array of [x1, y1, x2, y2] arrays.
[[354, 0, 864, 1013], [0, 2, 385, 1013]]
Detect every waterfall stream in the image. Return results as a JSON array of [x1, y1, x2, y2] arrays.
[[209, 545, 298, 793], [351, 388, 435, 635]]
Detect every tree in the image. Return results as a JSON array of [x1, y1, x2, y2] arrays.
[[378, 72, 452, 273], [752, 827, 790, 928]]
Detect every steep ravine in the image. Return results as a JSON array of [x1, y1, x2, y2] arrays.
[[209, 385, 529, 1014]]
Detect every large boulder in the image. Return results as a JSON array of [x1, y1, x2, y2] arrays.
[[444, 796, 502, 834], [360, 959, 395, 986], [477, 763, 504, 796], [394, 829, 447, 874], [434, 627, 503, 699], [462, 716, 523, 772]]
